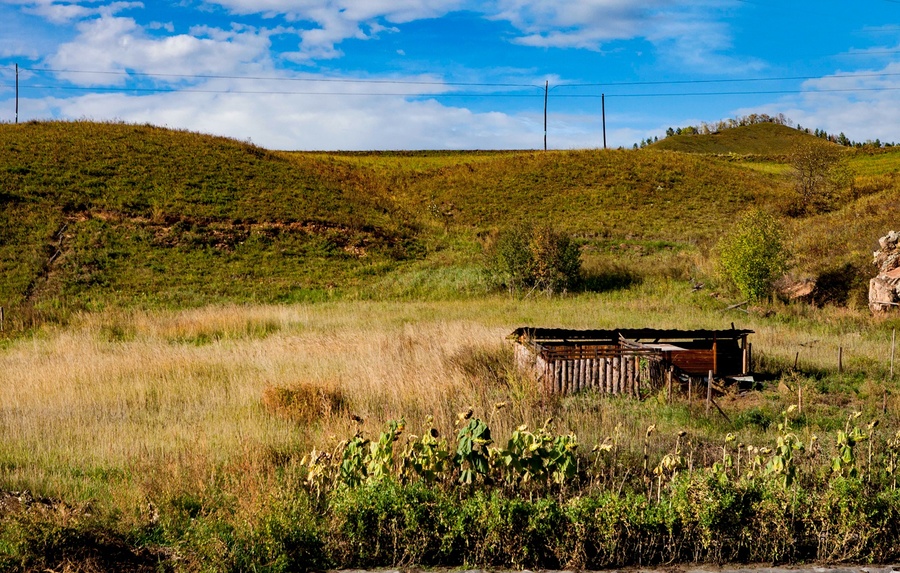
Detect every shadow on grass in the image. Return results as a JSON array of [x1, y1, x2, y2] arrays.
[[578, 266, 641, 293]]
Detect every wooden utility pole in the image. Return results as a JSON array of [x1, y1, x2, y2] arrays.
[[602, 93, 607, 149], [543, 80, 548, 151], [15, 63, 18, 124]]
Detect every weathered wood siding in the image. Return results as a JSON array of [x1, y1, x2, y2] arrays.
[[515, 343, 653, 397], [512, 327, 753, 399]]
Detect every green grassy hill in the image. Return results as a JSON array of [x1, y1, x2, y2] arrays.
[[0, 121, 419, 324], [651, 122, 835, 155], [2, 120, 899, 330]]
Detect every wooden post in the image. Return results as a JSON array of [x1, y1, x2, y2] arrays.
[[793, 352, 799, 371], [634, 356, 640, 396], [712, 337, 718, 376], [706, 370, 713, 414], [839, 347, 843, 374], [601, 93, 607, 150], [578, 358, 590, 391], [0, 306, 4, 332], [666, 366, 673, 403], [748, 342, 752, 373], [573, 359, 580, 393], [688, 376, 692, 404], [543, 80, 548, 151], [617, 356, 623, 394], [605, 357, 612, 394]]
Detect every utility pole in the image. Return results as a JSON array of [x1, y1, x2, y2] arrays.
[[543, 80, 548, 151], [15, 63, 18, 124], [602, 93, 607, 149]]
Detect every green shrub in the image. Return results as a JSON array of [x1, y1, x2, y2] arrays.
[[485, 224, 581, 295], [716, 209, 788, 301], [326, 481, 459, 567]]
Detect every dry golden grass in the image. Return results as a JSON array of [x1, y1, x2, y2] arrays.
[[1, 292, 897, 509]]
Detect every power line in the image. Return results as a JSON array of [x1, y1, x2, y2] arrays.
[[559, 70, 900, 88], [11, 83, 542, 97], [10, 81, 900, 99], [14, 65, 900, 91]]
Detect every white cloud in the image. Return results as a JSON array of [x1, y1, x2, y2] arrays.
[[205, 0, 466, 60], [10, 74, 619, 149], [47, 14, 273, 83], [736, 64, 900, 144], [4, 0, 142, 24], [198, 0, 751, 73]]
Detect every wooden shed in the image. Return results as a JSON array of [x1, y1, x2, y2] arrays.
[[511, 327, 753, 397]]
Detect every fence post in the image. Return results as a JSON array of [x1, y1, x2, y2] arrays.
[[667, 366, 673, 403], [706, 370, 713, 414]]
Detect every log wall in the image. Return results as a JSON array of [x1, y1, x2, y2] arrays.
[[515, 343, 655, 397]]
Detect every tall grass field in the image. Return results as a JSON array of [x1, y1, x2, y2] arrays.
[[2, 120, 900, 571]]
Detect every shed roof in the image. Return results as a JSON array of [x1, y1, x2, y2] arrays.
[[510, 327, 753, 344]]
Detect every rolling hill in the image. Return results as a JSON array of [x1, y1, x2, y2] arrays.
[[650, 121, 838, 155], [1, 120, 898, 330]]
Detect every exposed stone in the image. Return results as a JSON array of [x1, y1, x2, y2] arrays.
[[777, 277, 816, 301], [870, 230, 900, 314]]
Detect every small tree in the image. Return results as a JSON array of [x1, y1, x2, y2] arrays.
[[717, 210, 788, 301], [789, 141, 848, 214], [486, 223, 581, 295]]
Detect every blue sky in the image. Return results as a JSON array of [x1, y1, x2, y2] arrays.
[[1, 1, 899, 150]]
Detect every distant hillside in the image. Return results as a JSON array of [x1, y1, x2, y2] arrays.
[[651, 122, 838, 155], [1, 120, 899, 330]]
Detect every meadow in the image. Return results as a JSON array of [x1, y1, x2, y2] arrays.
[[2, 120, 900, 571]]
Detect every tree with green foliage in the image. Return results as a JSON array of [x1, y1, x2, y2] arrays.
[[788, 141, 848, 214], [485, 223, 581, 295], [717, 209, 788, 301]]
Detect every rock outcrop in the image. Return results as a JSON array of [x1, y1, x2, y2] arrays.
[[870, 230, 900, 314]]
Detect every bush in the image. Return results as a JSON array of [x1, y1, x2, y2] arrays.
[[261, 383, 345, 424], [485, 224, 581, 295], [716, 209, 788, 301]]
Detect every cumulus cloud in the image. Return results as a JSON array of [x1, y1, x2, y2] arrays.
[[8, 71, 617, 149], [46, 14, 273, 84], [13, 1, 749, 72]]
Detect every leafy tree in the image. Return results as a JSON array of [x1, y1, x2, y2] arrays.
[[788, 142, 848, 214], [717, 209, 788, 301]]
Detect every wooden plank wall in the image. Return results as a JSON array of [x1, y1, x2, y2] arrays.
[[516, 345, 646, 397]]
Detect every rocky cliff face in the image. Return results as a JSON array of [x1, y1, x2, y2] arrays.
[[870, 230, 900, 314]]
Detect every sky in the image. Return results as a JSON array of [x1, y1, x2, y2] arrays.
[[1, 1, 899, 150]]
